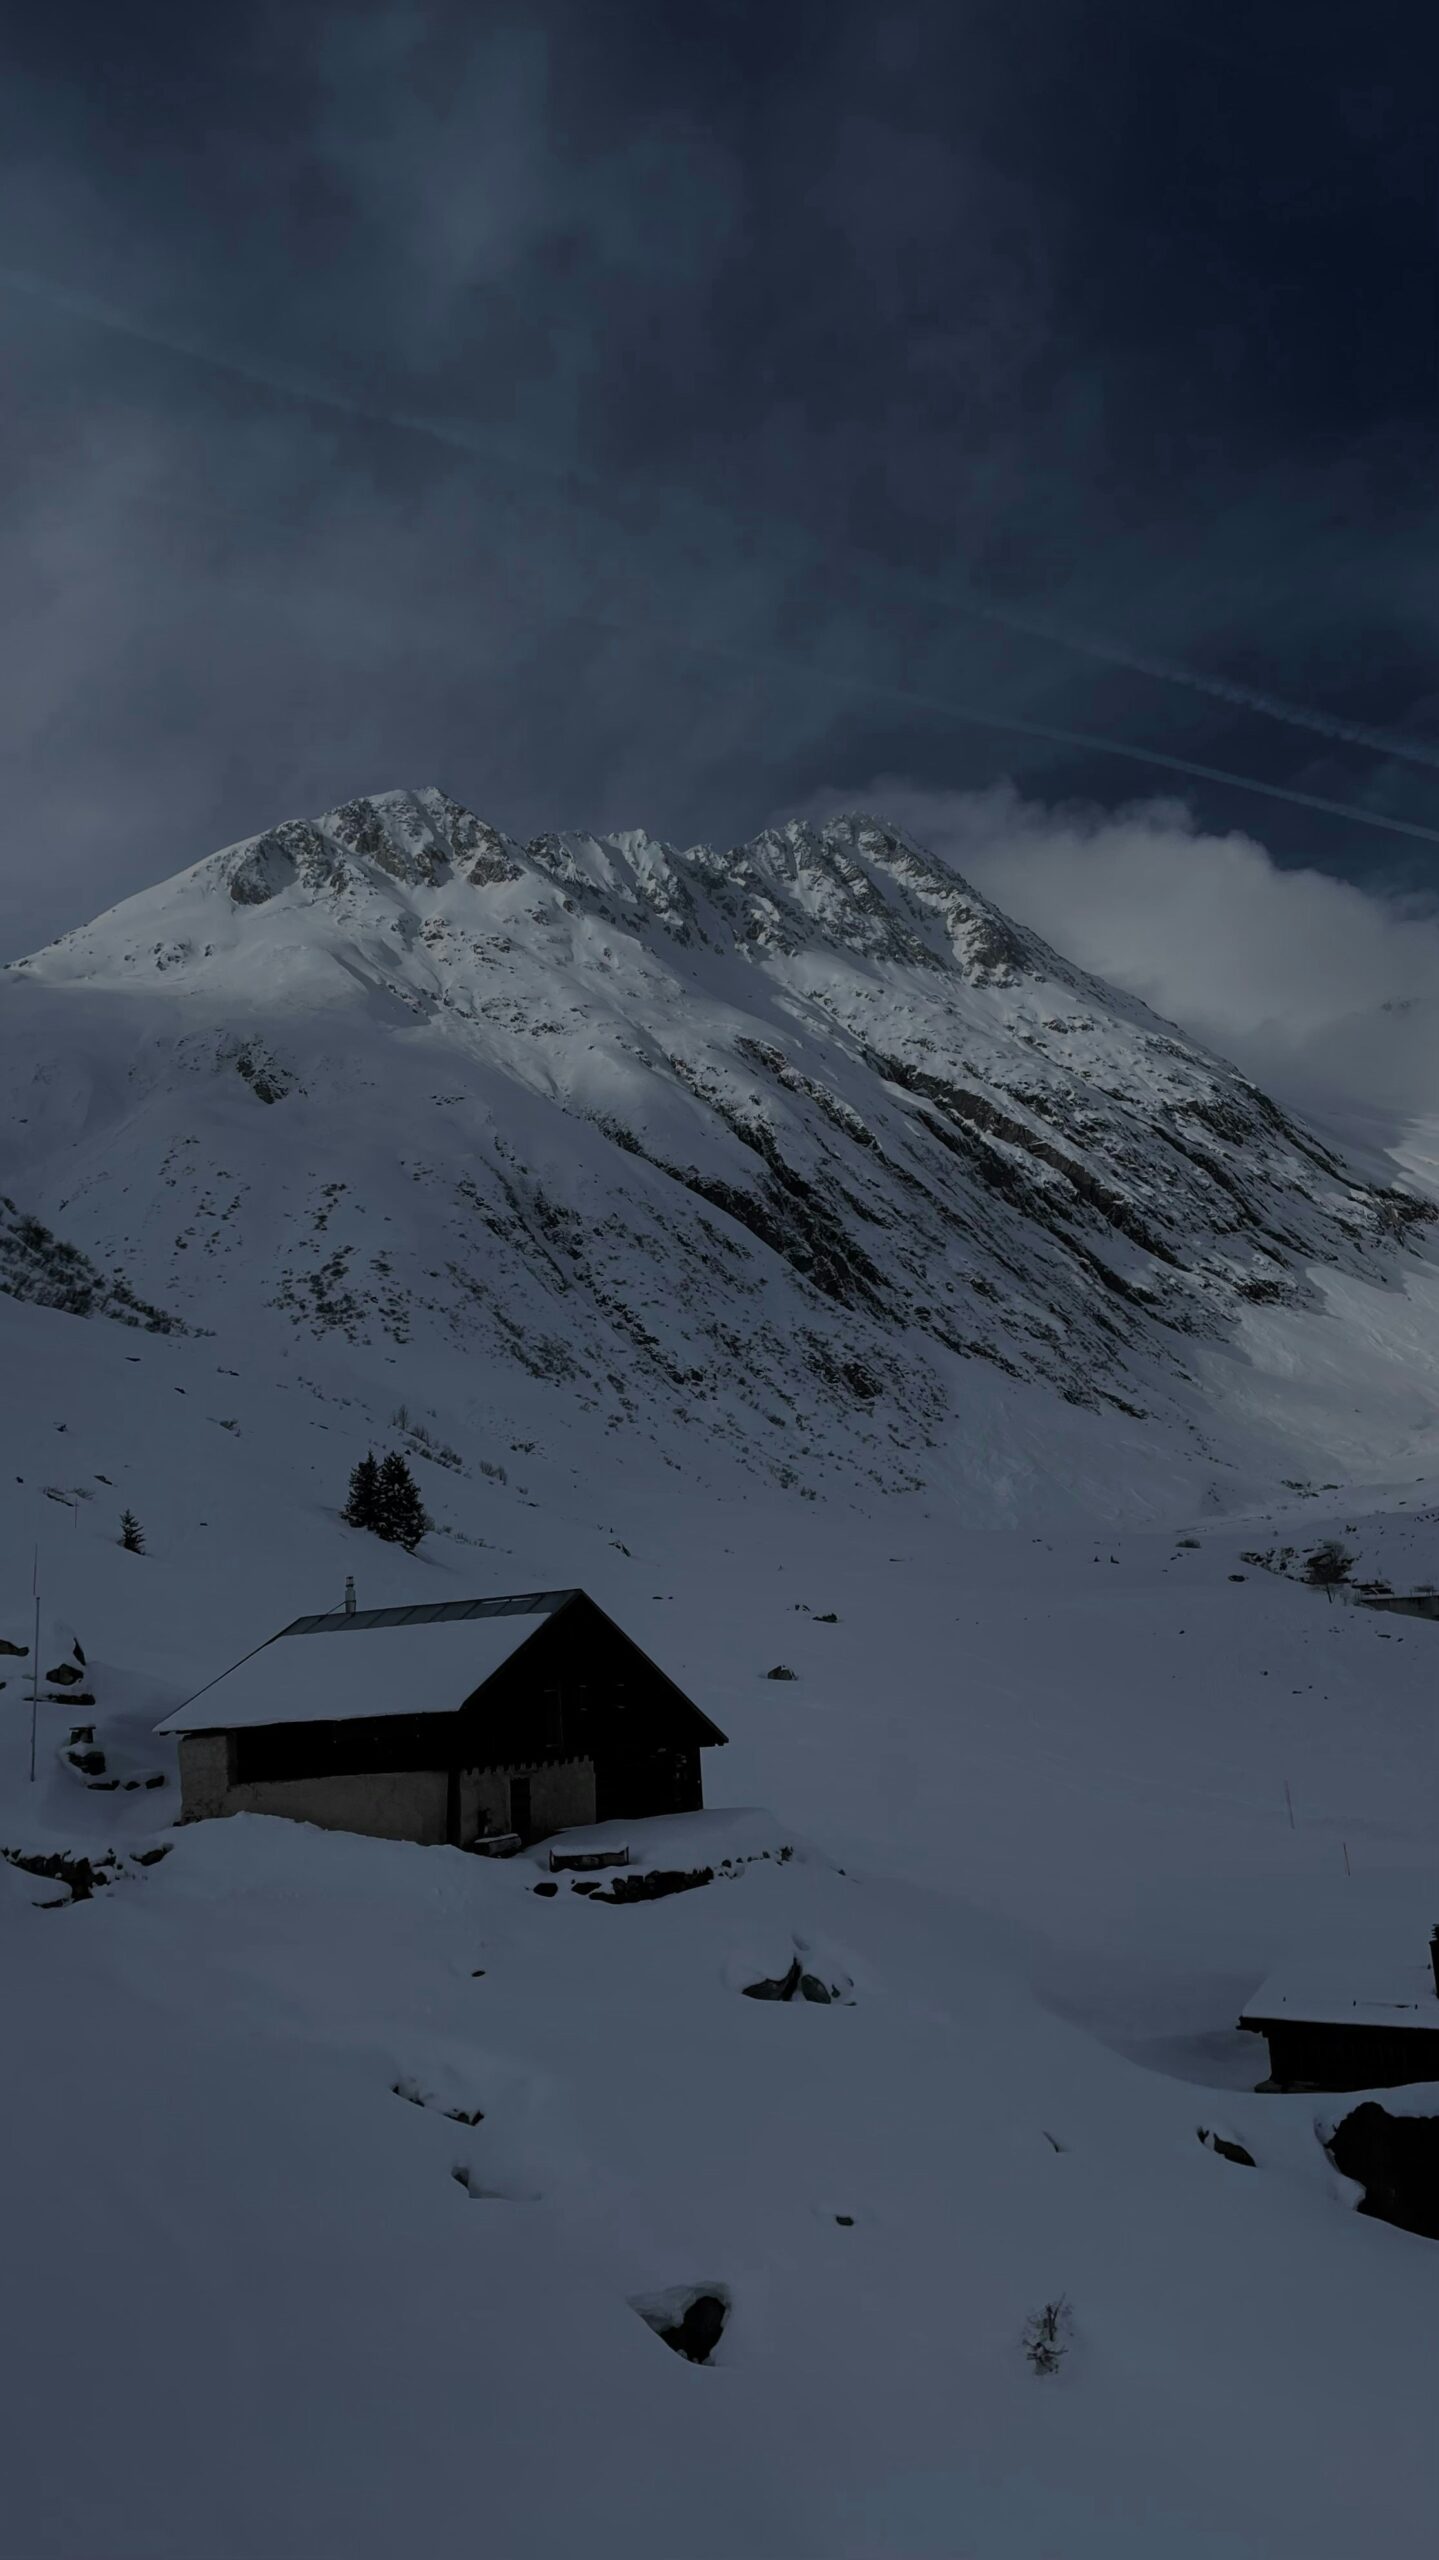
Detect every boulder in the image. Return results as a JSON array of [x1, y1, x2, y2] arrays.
[[1326, 2103, 1439, 2242], [595, 1867, 714, 1905], [1198, 2127, 1255, 2167], [633, 2287, 730, 2365]]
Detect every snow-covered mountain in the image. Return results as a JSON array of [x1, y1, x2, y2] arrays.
[[4, 791, 1439, 2558], [3, 786, 1437, 1505]]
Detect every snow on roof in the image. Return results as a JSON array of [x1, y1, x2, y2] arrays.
[[157, 1602, 565, 1735], [1241, 1946, 1439, 2035]]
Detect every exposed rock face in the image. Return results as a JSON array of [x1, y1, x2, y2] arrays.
[[0, 1847, 117, 1903], [595, 1867, 714, 1904], [1327, 2104, 1439, 2242], [3, 785, 1434, 1494], [0, 1198, 180, 1334], [1198, 2127, 1255, 2167], [741, 1955, 844, 2003], [633, 2286, 730, 2364]]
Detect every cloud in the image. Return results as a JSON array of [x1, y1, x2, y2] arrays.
[[307, 12, 743, 382], [4, 0, 1439, 982], [798, 780, 1439, 1147]]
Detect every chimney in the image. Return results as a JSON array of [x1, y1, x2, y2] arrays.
[[344, 1576, 356, 1618], [1430, 1926, 1439, 2001]]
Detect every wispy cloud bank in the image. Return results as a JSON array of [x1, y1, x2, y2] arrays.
[[3, 1, 1438, 968], [799, 780, 1439, 1144]]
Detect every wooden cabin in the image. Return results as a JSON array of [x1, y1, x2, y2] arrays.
[[159, 1589, 726, 1848], [1239, 1929, 1439, 2091]]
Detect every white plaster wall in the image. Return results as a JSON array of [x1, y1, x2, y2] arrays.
[[217, 1767, 450, 1845], [459, 1768, 511, 1841], [458, 1760, 596, 1844], [181, 1749, 598, 1847], [528, 1760, 596, 1837], [177, 1734, 234, 1820]]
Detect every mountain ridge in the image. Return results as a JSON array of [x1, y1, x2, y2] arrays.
[[3, 786, 1436, 1502]]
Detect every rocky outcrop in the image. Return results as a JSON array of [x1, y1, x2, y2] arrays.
[[0, 1199, 181, 1334], [1326, 2104, 1439, 2242], [632, 2286, 730, 2364]]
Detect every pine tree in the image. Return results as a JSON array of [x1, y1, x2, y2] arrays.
[[343, 1452, 382, 1532], [1304, 1539, 1354, 1602], [119, 1510, 145, 1554], [377, 1450, 431, 1552]]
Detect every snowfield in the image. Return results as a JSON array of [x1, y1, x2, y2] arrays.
[[1, 797, 1438, 2557]]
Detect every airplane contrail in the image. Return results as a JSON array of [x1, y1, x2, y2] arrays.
[[569, 611, 1439, 851], [7, 261, 1439, 847], [944, 597, 1439, 776], [0, 264, 596, 484]]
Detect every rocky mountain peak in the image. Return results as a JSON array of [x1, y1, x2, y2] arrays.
[[219, 787, 486, 904], [199, 790, 1061, 988], [2, 785, 1435, 1499]]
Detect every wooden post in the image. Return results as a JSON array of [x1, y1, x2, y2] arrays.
[[1283, 1779, 1295, 1829], [29, 1548, 40, 1784]]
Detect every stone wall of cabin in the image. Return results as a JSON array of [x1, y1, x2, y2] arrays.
[[460, 1767, 512, 1840], [181, 1736, 598, 1848], [177, 1733, 235, 1820], [522, 1757, 596, 1839], [460, 1758, 596, 1843], [183, 1752, 450, 1846]]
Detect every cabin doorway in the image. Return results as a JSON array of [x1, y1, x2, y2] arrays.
[[509, 1775, 533, 1841]]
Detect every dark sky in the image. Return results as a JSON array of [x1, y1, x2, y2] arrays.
[[3, 0, 1439, 953]]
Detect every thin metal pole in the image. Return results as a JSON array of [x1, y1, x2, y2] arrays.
[[29, 1547, 40, 1783]]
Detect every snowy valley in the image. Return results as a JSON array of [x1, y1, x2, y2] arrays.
[[2, 792, 1438, 2558]]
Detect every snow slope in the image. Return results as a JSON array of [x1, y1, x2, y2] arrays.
[[1, 1284, 1438, 2557], [2, 796, 1438, 2556]]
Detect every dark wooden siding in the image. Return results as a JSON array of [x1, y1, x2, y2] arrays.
[[455, 1598, 719, 1771], [233, 1713, 460, 1785], [595, 1745, 701, 1823], [1251, 2018, 1439, 2092]]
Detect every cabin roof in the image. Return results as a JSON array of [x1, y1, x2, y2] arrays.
[[156, 1608, 559, 1734], [1240, 1949, 1439, 2035], [278, 1590, 578, 1637], [155, 1588, 727, 1745]]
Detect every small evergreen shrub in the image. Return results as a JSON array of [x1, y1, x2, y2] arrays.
[[343, 1449, 431, 1550]]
